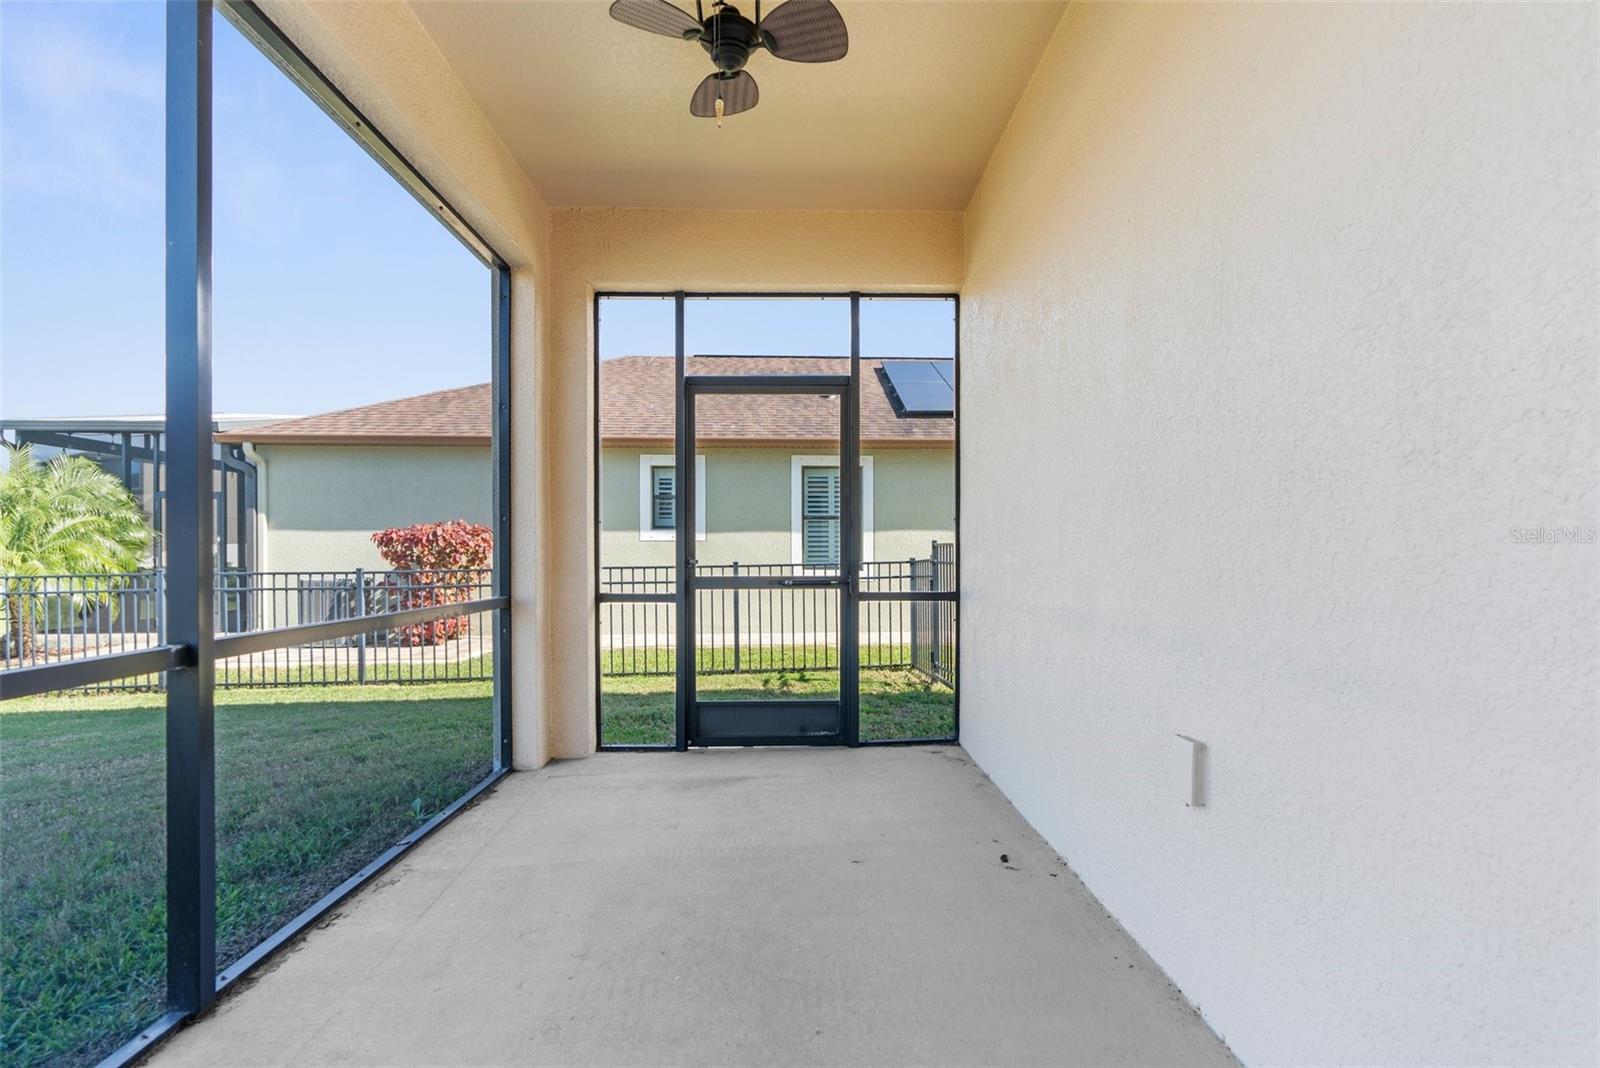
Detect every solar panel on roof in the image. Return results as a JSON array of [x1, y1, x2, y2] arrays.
[[880, 360, 955, 416]]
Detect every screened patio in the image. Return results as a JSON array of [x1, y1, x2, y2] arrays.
[[1, 1, 1592, 1067]]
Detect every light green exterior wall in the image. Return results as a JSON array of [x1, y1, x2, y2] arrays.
[[257, 442, 953, 577], [871, 449, 959, 563], [599, 446, 955, 572], [256, 445, 492, 573]]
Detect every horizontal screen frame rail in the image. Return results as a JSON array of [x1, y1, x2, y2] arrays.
[[211, 596, 508, 659], [692, 575, 845, 590], [2, 596, 510, 699], [684, 374, 850, 395], [690, 734, 845, 748], [856, 590, 958, 602], [689, 697, 844, 747], [0, 645, 190, 701]]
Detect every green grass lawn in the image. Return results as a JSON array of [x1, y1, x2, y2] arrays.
[[600, 665, 955, 745], [0, 682, 492, 1068]]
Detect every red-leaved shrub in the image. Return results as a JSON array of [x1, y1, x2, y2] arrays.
[[371, 519, 493, 645]]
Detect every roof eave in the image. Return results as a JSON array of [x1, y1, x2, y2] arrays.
[[602, 436, 954, 449], [218, 433, 492, 447]]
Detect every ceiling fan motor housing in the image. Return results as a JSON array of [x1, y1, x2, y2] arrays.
[[608, 0, 848, 119], [697, 5, 763, 73]]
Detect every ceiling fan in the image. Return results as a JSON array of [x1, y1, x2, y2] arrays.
[[608, 0, 848, 124]]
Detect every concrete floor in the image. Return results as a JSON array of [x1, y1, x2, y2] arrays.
[[154, 748, 1235, 1067]]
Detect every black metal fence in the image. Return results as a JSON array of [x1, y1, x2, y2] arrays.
[[1, 568, 493, 692], [600, 545, 955, 685], [8, 548, 956, 695], [911, 540, 956, 687]]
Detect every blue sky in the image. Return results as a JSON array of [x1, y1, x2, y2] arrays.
[[1, 3, 953, 422], [1, 2, 487, 420]]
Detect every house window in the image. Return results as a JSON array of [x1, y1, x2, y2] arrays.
[[789, 454, 873, 566], [650, 465, 675, 529], [637, 453, 706, 542], [801, 466, 841, 566]]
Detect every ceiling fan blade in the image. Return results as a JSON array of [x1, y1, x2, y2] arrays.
[[760, 0, 847, 62], [609, 0, 702, 40], [690, 71, 759, 118]]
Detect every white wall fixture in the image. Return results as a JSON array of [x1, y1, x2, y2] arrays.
[[1173, 734, 1206, 808]]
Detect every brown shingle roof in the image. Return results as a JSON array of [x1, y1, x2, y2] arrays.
[[214, 383, 490, 445], [605, 357, 953, 447], [217, 357, 954, 447]]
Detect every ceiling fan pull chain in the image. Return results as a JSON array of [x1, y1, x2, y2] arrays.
[[711, 3, 724, 129]]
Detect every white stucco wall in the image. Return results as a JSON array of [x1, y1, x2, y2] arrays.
[[961, 3, 1597, 1065]]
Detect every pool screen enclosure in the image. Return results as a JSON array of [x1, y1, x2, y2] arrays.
[[0, 3, 513, 1063]]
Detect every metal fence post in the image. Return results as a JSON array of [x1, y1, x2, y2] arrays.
[[355, 568, 367, 685], [731, 561, 741, 673], [155, 568, 168, 692]]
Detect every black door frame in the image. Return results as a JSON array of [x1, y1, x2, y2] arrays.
[[676, 361, 861, 747]]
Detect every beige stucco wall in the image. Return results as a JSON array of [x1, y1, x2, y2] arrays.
[[245, 10, 963, 765], [546, 209, 963, 756], [599, 446, 955, 571], [254, 445, 491, 573], [960, 3, 1598, 1065], [216, 5, 1595, 1061]]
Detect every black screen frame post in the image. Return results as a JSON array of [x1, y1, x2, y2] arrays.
[[492, 265, 514, 772], [673, 292, 692, 751], [840, 293, 862, 745], [164, 0, 218, 1020], [0, 5, 520, 1063]]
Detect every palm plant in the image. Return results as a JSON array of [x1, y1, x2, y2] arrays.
[[1, 443, 152, 661]]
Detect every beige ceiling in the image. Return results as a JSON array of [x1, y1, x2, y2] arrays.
[[406, 1, 1066, 211]]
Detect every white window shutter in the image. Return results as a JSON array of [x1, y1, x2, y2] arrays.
[[801, 466, 840, 565], [651, 466, 675, 528]]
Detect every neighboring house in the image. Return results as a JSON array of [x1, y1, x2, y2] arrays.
[[214, 384, 493, 573], [599, 356, 954, 574], [215, 356, 954, 577]]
